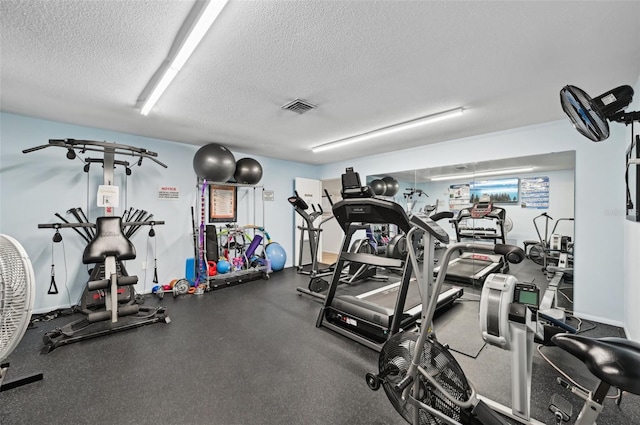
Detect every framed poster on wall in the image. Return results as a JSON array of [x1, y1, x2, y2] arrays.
[[520, 177, 549, 209], [449, 183, 471, 212], [209, 184, 237, 223], [469, 178, 519, 204]]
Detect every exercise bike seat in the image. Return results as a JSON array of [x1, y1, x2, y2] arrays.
[[552, 334, 640, 395], [83, 216, 136, 264]]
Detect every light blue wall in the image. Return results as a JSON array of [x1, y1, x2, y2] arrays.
[[320, 119, 627, 327], [0, 112, 319, 313]]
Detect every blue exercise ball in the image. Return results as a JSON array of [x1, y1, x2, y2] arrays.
[[193, 143, 236, 182], [265, 242, 286, 271], [233, 157, 263, 185], [217, 259, 231, 274]]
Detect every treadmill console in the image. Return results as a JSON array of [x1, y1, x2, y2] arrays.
[[470, 202, 493, 218], [341, 167, 375, 199], [410, 214, 450, 244]]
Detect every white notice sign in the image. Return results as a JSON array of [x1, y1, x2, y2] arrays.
[[158, 185, 180, 200], [97, 185, 119, 207]]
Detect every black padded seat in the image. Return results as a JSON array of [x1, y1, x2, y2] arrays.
[[82, 216, 136, 264], [552, 334, 640, 395]]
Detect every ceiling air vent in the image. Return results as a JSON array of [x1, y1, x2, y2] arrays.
[[281, 98, 316, 114]]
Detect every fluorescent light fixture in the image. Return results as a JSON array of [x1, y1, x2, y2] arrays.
[[311, 107, 464, 153], [140, 68, 179, 116], [140, 0, 229, 116], [430, 167, 535, 181]]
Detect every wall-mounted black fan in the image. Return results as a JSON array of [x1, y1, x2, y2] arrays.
[[559, 84, 637, 141], [561, 84, 640, 221]]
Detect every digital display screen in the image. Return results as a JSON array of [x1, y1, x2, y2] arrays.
[[518, 290, 538, 306]]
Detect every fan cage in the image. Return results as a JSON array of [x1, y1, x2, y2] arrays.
[[379, 332, 472, 425], [0, 234, 36, 361]]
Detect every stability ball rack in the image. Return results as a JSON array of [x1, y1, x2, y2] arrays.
[[198, 180, 272, 290]]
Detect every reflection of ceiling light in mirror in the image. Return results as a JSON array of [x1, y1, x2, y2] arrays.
[[311, 107, 464, 153], [430, 167, 535, 181]]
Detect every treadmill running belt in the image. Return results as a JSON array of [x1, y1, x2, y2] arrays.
[[356, 279, 421, 310], [445, 257, 503, 285]]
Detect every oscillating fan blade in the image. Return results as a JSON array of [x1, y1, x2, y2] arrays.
[[0, 235, 42, 391], [560, 85, 609, 142]]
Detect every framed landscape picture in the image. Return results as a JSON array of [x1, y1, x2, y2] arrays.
[[469, 178, 519, 204]]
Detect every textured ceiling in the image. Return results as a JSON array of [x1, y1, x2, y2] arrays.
[[1, 1, 639, 165]]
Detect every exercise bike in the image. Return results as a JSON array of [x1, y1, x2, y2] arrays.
[[525, 213, 574, 273], [365, 216, 640, 425]]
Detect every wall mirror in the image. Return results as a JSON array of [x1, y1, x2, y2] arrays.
[[365, 151, 576, 250]]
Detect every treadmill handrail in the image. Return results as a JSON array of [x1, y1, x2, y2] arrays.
[[409, 214, 450, 244], [340, 252, 404, 269], [422, 242, 525, 329]]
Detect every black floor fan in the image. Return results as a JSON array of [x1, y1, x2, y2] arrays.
[[0, 234, 43, 391]]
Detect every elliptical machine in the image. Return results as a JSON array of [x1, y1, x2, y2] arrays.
[[288, 190, 336, 296]]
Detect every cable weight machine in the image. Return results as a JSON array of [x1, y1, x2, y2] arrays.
[[23, 139, 169, 352]]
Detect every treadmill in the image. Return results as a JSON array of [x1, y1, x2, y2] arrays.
[[435, 199, 509, 285], [316, 168, 463, 352]]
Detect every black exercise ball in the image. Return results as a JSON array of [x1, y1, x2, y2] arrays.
[[370, 179, 387, 196], [193, 143, 236, 182], [234, 158, 263, 185], [382, 176, 399, 196]]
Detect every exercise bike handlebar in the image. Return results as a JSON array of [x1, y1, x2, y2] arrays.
[[493, 244, 526, 264]]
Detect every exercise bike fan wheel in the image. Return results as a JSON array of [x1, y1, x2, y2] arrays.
[[378, 332, 472, 425]]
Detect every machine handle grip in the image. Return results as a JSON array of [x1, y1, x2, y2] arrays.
[[540, 312, 577, 333], [324, 188, 334, 207], [430, 211, 454, 222], [394, 375, 414, 392], [494, 244, 526, 264]]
